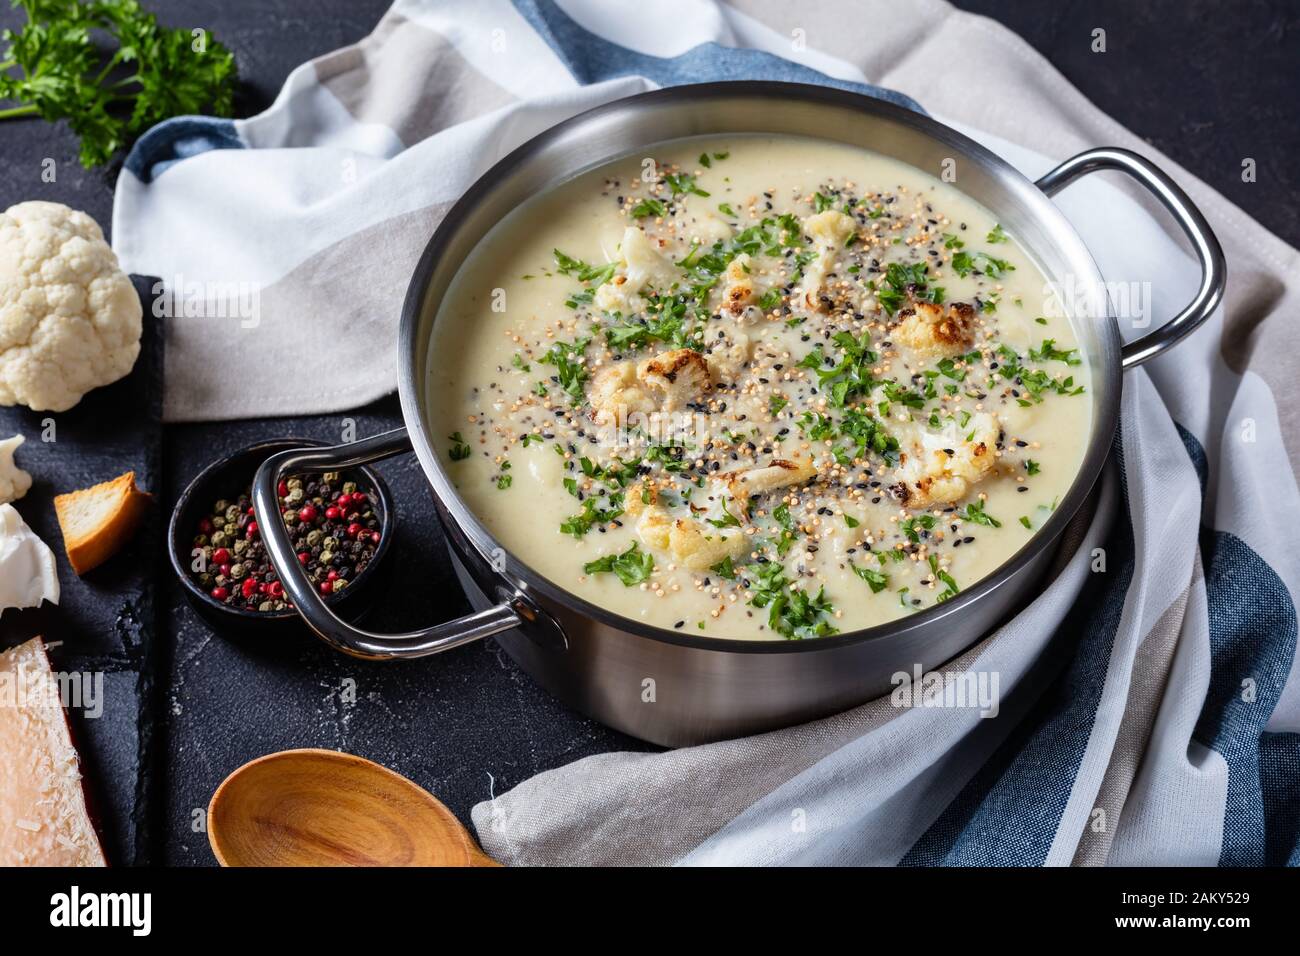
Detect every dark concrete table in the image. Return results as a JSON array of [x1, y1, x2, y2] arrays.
[[0, 0, 1295, 866]]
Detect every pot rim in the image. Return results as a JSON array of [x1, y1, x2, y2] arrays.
[[398, 80, 1121, 654]]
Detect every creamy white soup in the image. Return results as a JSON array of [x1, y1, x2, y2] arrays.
[[428, 135, 1090, 641]]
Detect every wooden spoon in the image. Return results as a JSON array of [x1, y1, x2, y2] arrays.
[[208, 749, 498, 867]]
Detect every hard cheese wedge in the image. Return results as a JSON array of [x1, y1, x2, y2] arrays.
[[0, 637, 106, 866]]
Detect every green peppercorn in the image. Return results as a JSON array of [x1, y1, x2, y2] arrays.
[[230, 563, 247, 580]]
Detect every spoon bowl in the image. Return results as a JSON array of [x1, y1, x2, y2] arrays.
[[208, 749, 497, 867]]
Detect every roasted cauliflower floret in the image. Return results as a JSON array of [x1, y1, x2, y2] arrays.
[[590, 348, 714, 424], [891, 412, 1001, 508], [892, 300, 977, 360], [636, 348, 712, 410], [589, 361, 657, 426], [720, 456, 819, 502], [634, 504, 748, 571], [720, 254, 756, 315]]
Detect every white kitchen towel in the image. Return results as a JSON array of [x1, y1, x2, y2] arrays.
[[114, 0, 1300, 865]]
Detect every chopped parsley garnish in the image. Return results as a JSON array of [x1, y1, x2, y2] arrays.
[[958, 499, 1002, 528], [662, 171, 709, 198], [560, 494, 625, 538], [876, 260, 937, 315], [952, 249, 1015, 279], [930, 556, 960, 602], [746, 561, 838, 640], [1026, 460, 1041, 476], [901, 513, 936, 543], [769, 394, 789, 416], [986, 223, 1008, 244], [629, 197, 667, 219], [539, 337, 591, 401], [706, 498, 742, 529], [1029, 339, 1082, 365], [495, 461, 512, 490], [448, 433, 472, 461], [583, 542, 654, 586], [710, 555, 736, 579], [552, 249, 616, 286], [852, 563, 889, 593]]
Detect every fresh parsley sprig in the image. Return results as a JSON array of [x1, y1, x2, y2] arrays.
[[0, 0, 239, 168]]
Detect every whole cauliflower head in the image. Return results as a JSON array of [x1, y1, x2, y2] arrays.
[[0, 201, 142, 412]]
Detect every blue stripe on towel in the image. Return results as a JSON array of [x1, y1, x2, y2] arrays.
[[901, 436, 1135, 866], [511, 0, 925, 114], [1178, 427, 1300, 866], [1195, 529, 1299, 866], [123, 116, 243, 184], [1259, 733, 1300, 867]]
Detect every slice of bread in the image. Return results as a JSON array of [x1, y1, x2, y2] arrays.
[[54, 471, 152, 575]]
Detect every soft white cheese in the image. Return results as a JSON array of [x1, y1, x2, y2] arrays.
[[0, 503, 59, 612], [0, 434, 32, 504]]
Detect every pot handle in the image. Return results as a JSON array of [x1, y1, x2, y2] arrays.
[[1034, 147, 1226, 370], [252, 427, 523, 660]]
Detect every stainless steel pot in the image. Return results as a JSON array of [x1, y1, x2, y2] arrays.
[[253, 82, 1224, 747]]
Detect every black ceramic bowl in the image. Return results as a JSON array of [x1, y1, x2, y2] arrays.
[[168, 438, 395, 635]]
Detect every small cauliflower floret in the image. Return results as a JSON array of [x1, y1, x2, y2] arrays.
[[634, 504, 748, 571], [720, 456, 818, 502], [0, 201, 142, 412], [794, 210, 857, 314], [594, 275, 634, 313], [891, 412, 1001, 508], [892, 300, 977, 360], [690, 212, 734, 245], [620, 226, 676, 294], [593, 227, 678, 314], [720, 254, 756, 315], [705, 331, 751, 382], [589, 361, 657, 426], [0, 433, 32, 504], [803, 209, 857, 247], [636, 348, 712, 410]]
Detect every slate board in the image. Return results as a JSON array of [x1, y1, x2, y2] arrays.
[[0, 275, 164, 866]]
